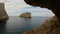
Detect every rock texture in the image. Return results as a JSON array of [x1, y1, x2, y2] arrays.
[[19, 12, 31, 18], [24, 0, 60, 20], [23, 16, 60, 34], [0, 3, 9, 20], [23, 0, 60, 34]]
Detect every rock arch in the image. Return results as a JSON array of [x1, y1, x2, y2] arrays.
[[24, 0, 60, 20]]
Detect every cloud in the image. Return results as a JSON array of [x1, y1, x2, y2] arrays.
[[16, 6, 55, 17], [3, 0, 30, 16], [0, 0, 54, 16], [0, 0, 3, 3]]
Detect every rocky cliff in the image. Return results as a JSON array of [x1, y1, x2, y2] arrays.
[[24, 0, 60, 20], [23, 0, 60, 34], [23, 16, 60, 34], [0, 3, 9, 20]]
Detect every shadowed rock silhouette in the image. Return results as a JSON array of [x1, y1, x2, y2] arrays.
[[24, 0, 60, 20], [23, 0, 60, 34], [0, 3, 9, 20]]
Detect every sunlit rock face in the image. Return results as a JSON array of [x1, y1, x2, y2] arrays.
[[24, 0, 60, 20], [23, 16, 60, 34], [0, 3, 9, 20]]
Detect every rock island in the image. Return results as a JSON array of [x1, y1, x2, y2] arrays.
[[19, 12, 31, 18]]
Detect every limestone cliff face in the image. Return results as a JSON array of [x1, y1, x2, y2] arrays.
[[24, 0, 60, 20], [19, 12, 31, 18], [0, 3, 9, 20]]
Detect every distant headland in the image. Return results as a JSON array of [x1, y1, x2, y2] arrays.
[[19, 12, 31, 18]]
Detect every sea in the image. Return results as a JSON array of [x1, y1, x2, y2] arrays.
[[0, 16, 50, 34]]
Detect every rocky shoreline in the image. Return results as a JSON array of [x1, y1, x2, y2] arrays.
[[23, 16, 60, 34]]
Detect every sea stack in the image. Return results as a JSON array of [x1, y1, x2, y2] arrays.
[[19, 12, 31, 18], [0, 3, 9, 20]]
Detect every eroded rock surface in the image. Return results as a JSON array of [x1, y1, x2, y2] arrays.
[[23, 0, 60, 34], [23, 16, 60, 34], [0, 3, 9, 20]]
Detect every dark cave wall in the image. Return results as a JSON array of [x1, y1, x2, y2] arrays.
[[24, 0, 60, 20]]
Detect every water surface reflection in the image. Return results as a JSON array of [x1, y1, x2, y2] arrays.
[[0, 16, 49, 34], [0, 20, 7, 34]]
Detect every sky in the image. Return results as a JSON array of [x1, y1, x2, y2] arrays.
[[0, 0, 55, 17]]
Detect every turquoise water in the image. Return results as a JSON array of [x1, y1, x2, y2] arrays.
[[0, 16, 50, 34]]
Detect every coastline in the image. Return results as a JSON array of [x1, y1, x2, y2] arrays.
[[23, 16, 60, 34]]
